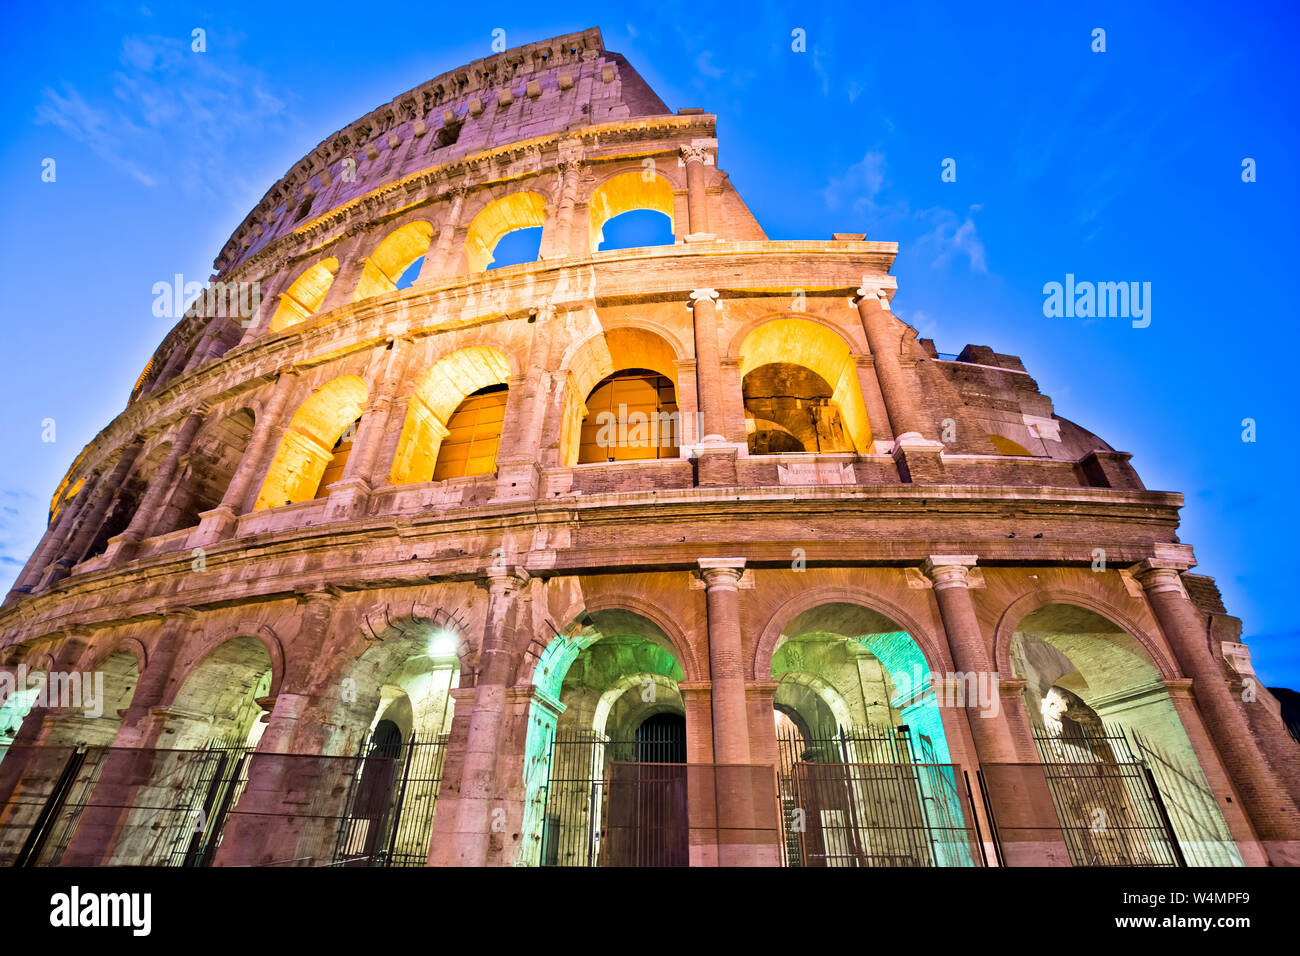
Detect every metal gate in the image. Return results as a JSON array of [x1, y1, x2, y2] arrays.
[[777, 727, 982, 867], [1030, 724, 1184, 867], [14, 739, 252, 867], [539, 729, 688, 866], [331, 733, 448, 866]]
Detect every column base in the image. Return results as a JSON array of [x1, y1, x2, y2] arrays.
[[191, 505, 240, 547], [324, 476, 372, 521]]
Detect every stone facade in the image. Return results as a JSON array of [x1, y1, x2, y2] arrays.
[[1, 28, 1297, 868]]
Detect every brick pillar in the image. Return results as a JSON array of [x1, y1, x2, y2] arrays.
[[698, 558, 759, 865], [192, 371, 297, 544], [107, 411, 207, 562], [680, 143, 715, 239], [326, 338, 413, 519], [853, 354, 894, 450], [1134, 556, 1300, 865], [420, 185, 469, 281], [1162, 678, 1268, 866], [8, 478, 96, 598], [493, 307, 556, 501], [854, 288, 925, 440], [431, 567, 528, 866], [58, 611, 195, 865], [40, 443, 143, 588], [541, 157, 582, 259], [922, 556, 1061, 865]]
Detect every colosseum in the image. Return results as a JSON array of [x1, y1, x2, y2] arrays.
[[0, 27, 1296, 869]]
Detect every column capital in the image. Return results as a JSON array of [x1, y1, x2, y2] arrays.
[[697, 557, 745, 588], [853, 284, 893, 310], [679, 142, 715, 165], [484, 564, 530, 592], [1131, 543, 1197, 579], [921, 555, 978, 589], [688, 288, 720, 307]]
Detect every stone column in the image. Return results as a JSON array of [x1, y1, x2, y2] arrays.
[[853, 354, 894, 450], [326, 338, 413, 519], [680, 143, 716, 240], [420, 185, 469, 281], [541, 156, 582, 259], [698, 558, 760, 865], [433, 566, 529, 866], [493, 304, 556, 501], [854, 287, 933, 436], [40, 443, 143, 588], [106, 411, 207, 562], [689, 289, 724, 442], [8, 478, 97, 598], [921, 556, 1027, 764], [192, 371, 297, 544], [699, 559, 749, 764], [1134, 554, 1300, 865]]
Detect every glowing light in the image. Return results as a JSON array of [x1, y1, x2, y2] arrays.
[[428, 631, 459, 660]]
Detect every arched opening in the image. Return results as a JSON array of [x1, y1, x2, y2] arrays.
[[578, 369, 680, 463], [389, 347, 511, 485], [351, 222, 435, 301], [989, 434, 1032, 456], [313, 416, 362, 498], [254, 376, 368, 510], [464, 192, 547, 273], [1010, 604, 1241, 866], [329, 612, 463, 865], [96, 635, 273, 866], [432, 384, 507, 480], [737, 318, 874, 455], [589, 171, 676, 252], [268, 258, 339, 332], [768, 602, 972, 867], [155, 408, 255, 534], [38, 650, 139, 748], [560, 328, 682, 467], [84, 443, 172, 560], [524, 608, 687, 866], [743, 363, 852, 454]]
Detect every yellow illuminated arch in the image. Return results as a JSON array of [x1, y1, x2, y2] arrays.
[[351, 221, 435, 302], [389, 347, 512, 485], [559, 327, 681, 467], [269, 258, 339, 332], [737, 317, 873, 454], [464, 192, 547, 273], [588, 171, 675, 251], [989, 434, 1032, 456], [253, 375, 368, 510]]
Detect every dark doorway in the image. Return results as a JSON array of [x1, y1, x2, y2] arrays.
[[636, 712, 686, 763]]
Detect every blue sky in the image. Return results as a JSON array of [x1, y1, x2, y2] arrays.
[[1, 1, 1297, 685]]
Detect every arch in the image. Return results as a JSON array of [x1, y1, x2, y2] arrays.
[[164, 633, 278, 749], [559, 327, 683, 467], [736, 317, 873, 454], [464, 191, 547, 273], [989, 434, 1032, 456], [592, 672, 683, 737], [552, 594, 702, 684], [752, 585, 949, 682], [389, 346, 512, 485], [772, 671, 855, 731], [157, 407, 255, 534], [269, 257, 339, 332], [588, 170, 676, 251], [254, 375, 369, 510], [166, 622, 286, 707], [991, 588, 1178, 683], [351, 221, 435, 301]]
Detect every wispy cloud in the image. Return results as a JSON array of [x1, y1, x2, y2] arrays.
[[915, 205, 988, 273], [36, 32, 291, 200]]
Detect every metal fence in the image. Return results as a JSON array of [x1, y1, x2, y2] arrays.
[[1029, 724, 1183, 867], [776, 727, 981, 867]]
